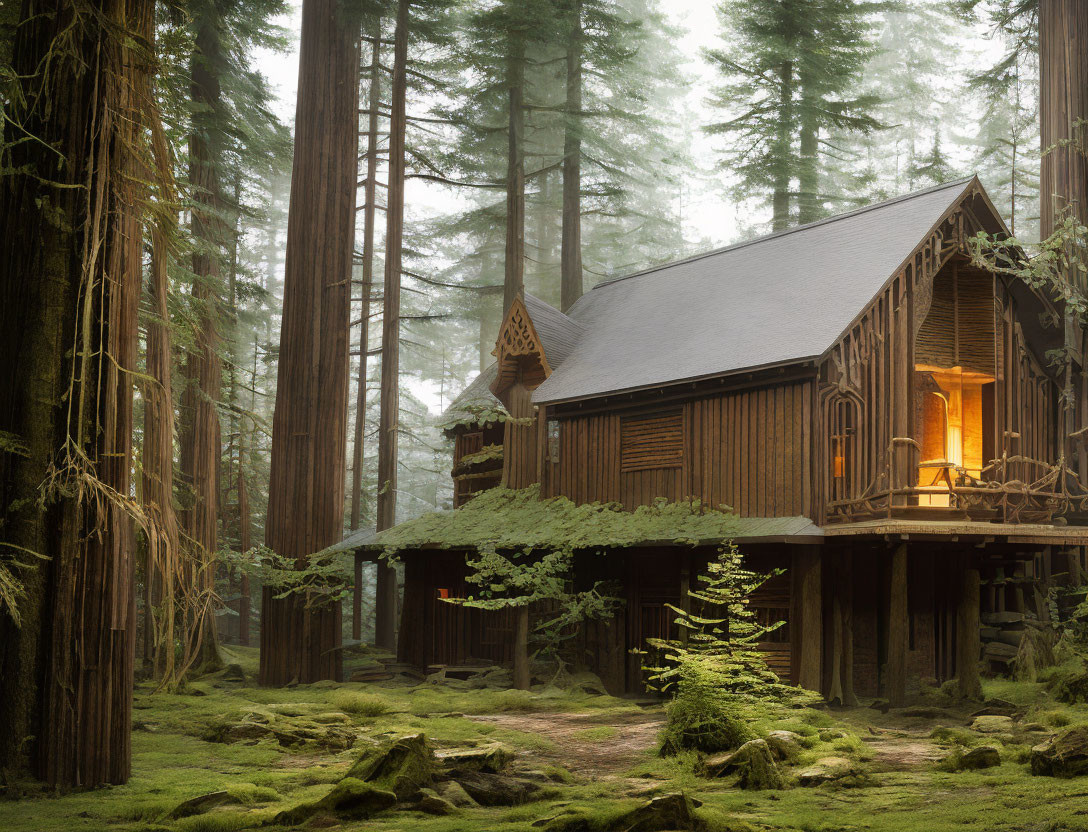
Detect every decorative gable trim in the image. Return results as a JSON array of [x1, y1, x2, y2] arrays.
[[490, 294, 552, 399]]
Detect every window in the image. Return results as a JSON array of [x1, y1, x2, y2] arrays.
[[547, 419, 561, 464], [828, 396, 858, 501], [620, 409, 683, 472]]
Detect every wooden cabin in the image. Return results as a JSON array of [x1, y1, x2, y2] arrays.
[[376, 177, 1088, 702]]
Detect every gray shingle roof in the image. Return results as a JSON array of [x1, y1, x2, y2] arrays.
[[441, 293, 583, 426], [533, 178, 978, 405]]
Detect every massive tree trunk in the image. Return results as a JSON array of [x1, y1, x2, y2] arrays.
[[0, 0, 151, 787], [180, 11, 226, 671], [1039, 0, 1088, 476], [259, 0, 359, 685], [352, 18, 382, 642], [351, 18, 382, 534], [504, 20, 526, 313], [560, 0, 583, 313], [143, 106, 182, 680], [375, 0, 409, 652]]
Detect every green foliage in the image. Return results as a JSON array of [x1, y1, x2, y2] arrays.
[[659, 656, 754, 755], [640, 545, 803, 704], [329, 690, 391, 717], [378, 485, 743, 554]]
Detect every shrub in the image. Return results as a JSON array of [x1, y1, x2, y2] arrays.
[[329, 691, 390, 717], [659, 657, 753, 755]]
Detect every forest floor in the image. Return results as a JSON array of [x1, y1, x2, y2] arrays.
[[3, 644, 1088, 832]]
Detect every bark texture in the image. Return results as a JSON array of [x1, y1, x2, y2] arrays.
[[504, 24, 526, 313], [0, 0, 151, 787], [375, 0, 409, 652], [259, 0, 359, 685], [560, 0, 584, 313]]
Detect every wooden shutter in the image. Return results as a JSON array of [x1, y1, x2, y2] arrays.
[[620, 409, 683, 472]]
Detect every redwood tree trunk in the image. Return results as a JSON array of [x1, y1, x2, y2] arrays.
[[504, 24, 526, 314], [259, 0, 359, 686], [772, 60, 794, 232], [0, 0, 151, 787], [375, 0, 409, 652], [1040, 0, 1088, 477], [352, 18, 382, 642], [560, 0, 583, 313], [181, 12, 226, 670]]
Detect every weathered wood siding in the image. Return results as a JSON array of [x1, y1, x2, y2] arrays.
[[543, 379, 814, 517]]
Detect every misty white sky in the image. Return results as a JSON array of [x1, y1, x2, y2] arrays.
[[255, 1, 742, 246]]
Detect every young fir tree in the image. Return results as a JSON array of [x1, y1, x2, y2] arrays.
[[705, 0, 882, 230]]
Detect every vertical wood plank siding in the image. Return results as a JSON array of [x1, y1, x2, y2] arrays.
[[544, 380, 814, 516]]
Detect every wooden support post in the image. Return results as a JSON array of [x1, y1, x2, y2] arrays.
[[375, 561, 398, 652], [841, 550, 857, 706], [794, 547, 823, 694], [352, 553, 363, 641], [956, 557, 982, 700], [887, 543, 909, 707], [513, 604, 530, 691]]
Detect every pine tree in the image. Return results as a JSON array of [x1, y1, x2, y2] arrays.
[[705, 0, 882, 229]]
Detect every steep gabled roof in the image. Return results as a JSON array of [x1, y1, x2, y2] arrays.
[[533, 177, 984, 405], [440, 293, 582, 427]]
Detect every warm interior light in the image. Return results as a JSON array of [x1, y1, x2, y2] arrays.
[[916, 364, 994, 497]]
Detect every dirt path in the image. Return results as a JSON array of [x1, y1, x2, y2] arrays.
[[470, 710, 665, 779]]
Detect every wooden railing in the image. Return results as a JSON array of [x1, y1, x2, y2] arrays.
[[826, 438, 1088, 525]]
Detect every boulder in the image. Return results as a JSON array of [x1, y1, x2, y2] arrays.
[[347, 733, 436, 801], [168, 790, 240, 819], [939, 745, 1000, 772], [221, 663, 246, 682], [703, 739, 784, 790], [764, 731, 804, 762], [797, 756, 862, 787], [417, 788, 457, 816], [272, 722, 356, 752], [437, 742, 513, 774], [969, 715, 1015, 734], [202, 719, 270, 744], [609, 792, 700, 831], [273, 778, 396, 826], [818, 729, 846, 742], [452, 770, 540, 806], [1031, 726, 1088, 778], [961, 746, 1001, 770], [439, 780, 478, 808]]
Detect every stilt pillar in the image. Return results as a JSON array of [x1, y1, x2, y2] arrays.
[[375, 560, 398, 652], [793, 546, 823, 693], [353, 553, 363, 641], [513, 604, 530, 690], [886, 543, 908, 707], [956, 556, 982, 700]]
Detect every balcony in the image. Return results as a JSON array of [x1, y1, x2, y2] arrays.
[[826, 438, 1088, 526]]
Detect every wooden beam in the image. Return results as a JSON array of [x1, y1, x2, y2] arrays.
[[887, 543, 909, 707], [793, 546, 823, 693], [956, 556, 983, 700]]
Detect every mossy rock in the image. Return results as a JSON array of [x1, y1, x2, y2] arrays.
[[451, 769, 540, 806], [439, 779, 478, 808], [764, 731, 803, 762], [437, 742, 513, 773], [703, 739, 784, 790], [969, 715, 1015, 734], [1031, 726, 1088, 778], [201, 719, 271, 744], [543, 792, 708, 832], [273, 778, 396, 826], [168, 790, 240, 819], [417, 788, 457, 816], [797, 756, 867, 787], [347, 733, 436, 800], [271, 722, 356, 752], [937, 745, 1001, 772]]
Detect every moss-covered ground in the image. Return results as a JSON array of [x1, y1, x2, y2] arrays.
[[4, 646, 1088, 832]]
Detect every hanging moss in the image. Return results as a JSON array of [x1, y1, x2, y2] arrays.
[[454, 443, 504, 470], [377, 485, 742, 556], [438, 402, 510, 434]]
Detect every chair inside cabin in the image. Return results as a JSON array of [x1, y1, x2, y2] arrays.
[[914, 260, 997, 507]]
